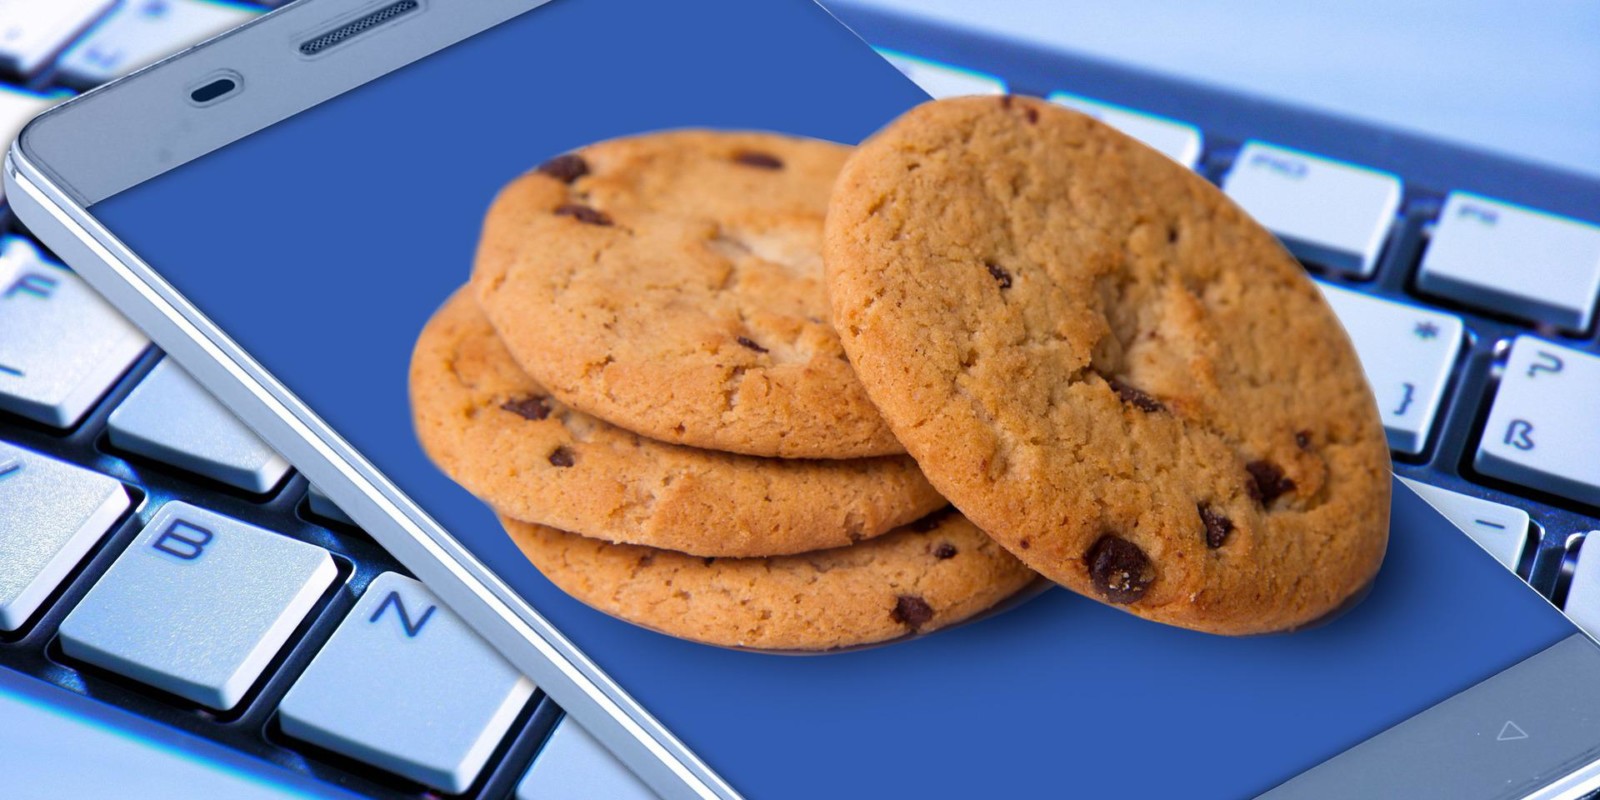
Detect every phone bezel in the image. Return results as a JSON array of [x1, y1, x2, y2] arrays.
[[4, 1, 734, 798]]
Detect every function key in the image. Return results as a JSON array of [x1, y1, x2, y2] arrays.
[[873, 48, 1005, 98], [1048, 92, 1201, 169], [1416, 192, 1600, 332], [1223, 142, 1401, 278]]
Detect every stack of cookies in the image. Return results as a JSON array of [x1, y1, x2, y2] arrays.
[[410, 131, 1038, 651], [411, 97, 1393, 649]]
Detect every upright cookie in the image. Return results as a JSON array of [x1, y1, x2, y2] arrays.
[[824, 96, 1390, 635], [410, 289, 945, 557], [472, 131, 901, 458], [502, 509, 1038, 651]]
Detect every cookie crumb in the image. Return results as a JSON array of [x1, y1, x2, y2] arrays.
[[1198, 504, 1234, 549], [733, 150, 784, 170], [985, 261, 1013, 289], [891, 595, 935, 631], [548, 446, 576, 467], [536, 154, 589, 184], [736, 336, 769, 353], [501, 395, 553, 421], [1245, 460, 1296, 505], [1105, 377, 1165, 413], [1084, 534, 1154, 603], [554, 203, 613, 226], [934, 543, 958, 560]]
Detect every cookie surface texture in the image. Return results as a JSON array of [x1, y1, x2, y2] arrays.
[[824, 95, 1390, 635], [502, 509, 1038, 651], [410, 290, 945, 557], [472, 130, 901, 458]]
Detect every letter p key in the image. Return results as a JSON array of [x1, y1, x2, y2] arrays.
[[151, 520, 214, 561]]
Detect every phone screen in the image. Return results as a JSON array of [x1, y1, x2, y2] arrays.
[[83, 0, 1585, 796]]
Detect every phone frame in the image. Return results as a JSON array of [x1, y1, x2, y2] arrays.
[[4, 1, 736, 798]]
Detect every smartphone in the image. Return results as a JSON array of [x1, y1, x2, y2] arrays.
[[9, 0, 1600, 797]]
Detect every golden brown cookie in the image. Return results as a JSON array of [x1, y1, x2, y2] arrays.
[[824, 95, 1390, 635], [410, 289, 945, 557], [502, 509, 1038, 650], [471, 130, 901, 459]]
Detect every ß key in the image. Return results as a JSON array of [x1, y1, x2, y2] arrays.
[[277, 573, 535, 793], [107, 358, 291, 494], [1476, 337, 1600, 507], [1417, 192, 1600, 332], [58, 502, 335, 710], [0, 442, 129, 631], [1223, 142, 1401, 278], [0, 236, 149, 428], [1318, 283, 1463, 455]]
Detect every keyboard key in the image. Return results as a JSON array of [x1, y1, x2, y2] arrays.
[[874, 47, 1004, 98], [1223, 142, 1401, 277], [1417, 192, 1600, 332], [1318, 283, 1463, 455], [0, 0, 119, 76], [1475, 337, 1600, 507], [107, 359, 290, 493], [278, 573, 534, 793], [518, 717, 657, 800], [58, 502, 335, 710], [58, 0, 259, 87], [1398, 478, 1529, 571], [0, 442, 128, 630], [1562, 532, 1600, 637], [1047, 92, 1201, 169], [305, 484, 355, 527], [0, 236, 149, 428], [0, 86, 53, 203]]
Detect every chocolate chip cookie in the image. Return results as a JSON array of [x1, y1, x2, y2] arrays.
[[410, 289, 945, 557], [471, 130, 901, 459], [824, 95, 1390, 635], [502, 508, 1038, 650]]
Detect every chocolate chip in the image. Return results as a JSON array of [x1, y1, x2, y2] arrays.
[[908, 508, 951, 532], [1019, 538, 1031, 550], [703, 557, 716, 566], [999, 95, 1014, 109], [1167, 225, 1180, 244], [536, 154, 589, 183], [637, 553, 655, 567], [1295, 430, 1313, 450], [501, 395, 552, 421], [985, 261, 1013, 289], [933, 543, 958, 560], [736, 336, 768, 353], [1198, 504, 1234, 549], [1105, 377, 1165, 413], [890, 595, 935, 631], [554, 203, 612, 226], [548, 446, 576, 467], [1245, 460, 1296, 505], [1024, 106, 1039, 124], [1084, 535, 1153, 604], [733, 150, 783, 170]]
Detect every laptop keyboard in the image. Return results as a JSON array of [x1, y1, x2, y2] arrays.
[[0, 1, 1597, 797]]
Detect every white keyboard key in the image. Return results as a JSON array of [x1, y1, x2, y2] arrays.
[[1047, 92, 1201, 169], [279, 573, 533, 793], [874, 47, 1004, 98], [0, 236, 149, 428], [517, 718, 657, 800], [1476, 337, 1600, 506], [1223, 142, 1401, 277], [1564, 532, 1600, 638], [0, 0, 118, 76], [1318, 283, 1463, 455], [1417, 192, 1600, 331], [1398, 478, 1529, 571], [58, 0, 258, 87], [305, 484, 355, 527], [0, 442, 128, 630], [108, 359, 290, 493], [0, 86, 53, 203], [58, 502, 335, 710]]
